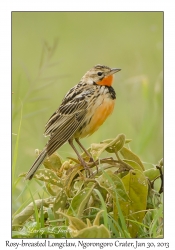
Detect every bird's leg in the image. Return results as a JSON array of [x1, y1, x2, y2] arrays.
[[75, 138, 93, 161], [75, 138, 98, 174], [68, 139, 91, 177]]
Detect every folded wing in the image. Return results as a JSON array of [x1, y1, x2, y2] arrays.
[[44, 88, 88, 156]]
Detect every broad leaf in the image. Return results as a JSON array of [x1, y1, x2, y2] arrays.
[[96, 170, 130, 202], [70, 224, 110, 238], [144, 167, 161, 181], [90, 134, 126, 159], [43, 152, 62, 172], [53, 189, 67, 218], [93, 210, 104, 226], [34, 169, 63, 187], [12, 198, 55, 226], [120, 147, 145, 170], [115, 169, 148, 237], [123, 159, 143, 171], [65, 165, 84, 194], [67, 185, 95, 217], [45, 182, 61, 196], [59, 210, 110, 238], [56, 211, 87, 230]]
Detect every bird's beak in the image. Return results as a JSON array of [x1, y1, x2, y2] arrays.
[[110, 68, 121, 75]]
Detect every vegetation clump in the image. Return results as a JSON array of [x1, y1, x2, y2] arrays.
[[12, 134, 163, 238]]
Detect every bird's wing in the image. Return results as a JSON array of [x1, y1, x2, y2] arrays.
[[44, 84, 89, 156]]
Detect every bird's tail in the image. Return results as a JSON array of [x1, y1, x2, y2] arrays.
[[25, 148, 47, 180]]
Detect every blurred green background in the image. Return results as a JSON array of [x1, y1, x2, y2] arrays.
[[12, 12, 163, 212]]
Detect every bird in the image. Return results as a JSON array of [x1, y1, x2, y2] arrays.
[[25, 64, 121, 180]]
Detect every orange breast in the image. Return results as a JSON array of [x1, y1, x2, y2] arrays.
[[97, 75, 114, 86], [79, 98, 115, 138]]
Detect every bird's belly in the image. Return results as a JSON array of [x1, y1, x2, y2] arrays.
[[75, 98, 115, 138]]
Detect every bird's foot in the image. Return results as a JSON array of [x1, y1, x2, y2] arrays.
[[79, 158, 93, 177]]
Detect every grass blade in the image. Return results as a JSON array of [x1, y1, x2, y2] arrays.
[[12, 102, 23, 192], [94, 189, 108, 228]]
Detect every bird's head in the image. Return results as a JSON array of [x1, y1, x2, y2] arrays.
[[81, 64, 121, 86]]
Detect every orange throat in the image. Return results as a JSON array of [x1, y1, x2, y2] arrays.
[[97, 75, 114, 86]]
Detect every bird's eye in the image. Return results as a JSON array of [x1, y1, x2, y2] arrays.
[[97, 72, 103, 76]]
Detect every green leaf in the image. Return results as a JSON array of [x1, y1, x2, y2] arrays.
[[120, 147, 145, 170], [93, 210, 104, 226], [90, 134, 126, 159], [34, 169, 63, 187], [12, 230, 29, 238], [90, 142, 110, 160], [71, 224, 111, 238], [144, 167, 160, 181], [13, 221, 39, 238], [118, 170, 148, 237], [59, 210, 110, 238], [105, 134, 126, 153], [67, 185, 95, 217], [93, 190, 108, 227], [149, 204, 163, 237], [56, 211, 87, 231], [74, 180, 84, 194], [47, 207, 57, 226], [159, 158, 163, 167], [53, 189, 67, 218], [40, 225, 68, 238], [65, 165, 83, 194], [123, 159, 143, 171], [96, 170, 130, 202], [43, 152, 62, 172], [12, 198, 55, 226], [45, 182, 61, 196], [102, 171, 131, 238]]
